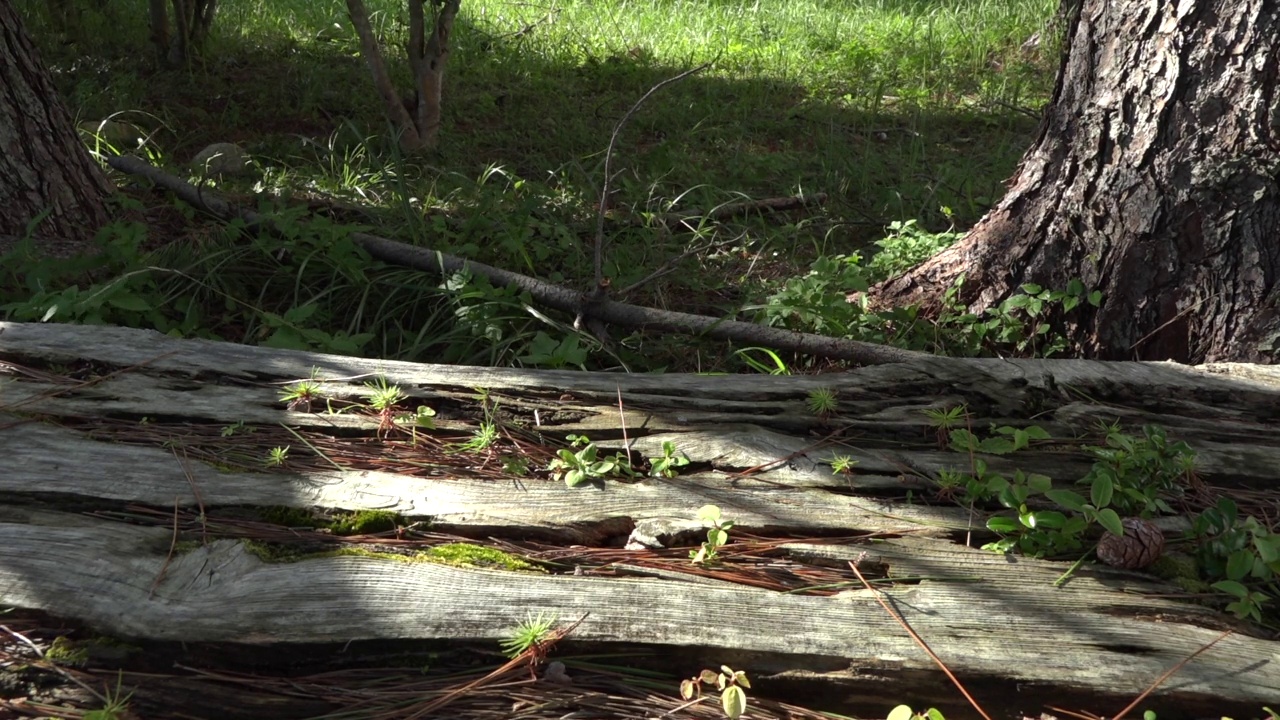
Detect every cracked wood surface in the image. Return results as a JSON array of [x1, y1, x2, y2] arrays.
[[1, 321, 1279, 713]]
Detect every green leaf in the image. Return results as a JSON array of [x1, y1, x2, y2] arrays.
[[708, 528, 728, 547], [1090, 474, 1114, 508], [1045, 489, 1088, 512], [107, 293, 151, 312], [697, 505, 721, 522], [1030, 510, 1067, 529], [1025, 473, 1053, 494], [887, 706, 916, 720], [925, 709, 945, 720], [721, 685, 747, 719], [986, 516, 1020, 533], [1087, 290, 1103, 306], [1096, 508, 1124, 536], [1211, 579, 1249, 599], [1226, 549, 1255, 581]]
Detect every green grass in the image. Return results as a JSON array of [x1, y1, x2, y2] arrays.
[[7, 0, 1060, 372]]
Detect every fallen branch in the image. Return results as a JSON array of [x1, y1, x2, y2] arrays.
[[106, 154, 928, 365]]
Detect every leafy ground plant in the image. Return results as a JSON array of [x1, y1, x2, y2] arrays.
[[680, 666, 751, 720], [691, 504, 734, 564], [648, 440, 690, 478], [548, 434, 634, 487]]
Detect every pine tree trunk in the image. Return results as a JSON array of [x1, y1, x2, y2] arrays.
[[875, 0, 1280, 364], [0, 0, 111, 250]]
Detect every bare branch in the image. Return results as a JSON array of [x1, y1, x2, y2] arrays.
[[593, 62, 712, 288]]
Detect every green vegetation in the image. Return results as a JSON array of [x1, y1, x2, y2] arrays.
[[5, 0, 1061, 374], [690, 504, 733, 564], [648, 439, 690, 478], [423, 542, 541, 571], [680, 666, 751, 720], [329, 509, 405, 535], [548, 433, 636, 487], [499, 611, 558, 658], [45, 636, 90, 667], [928, 409, 1280, 624]]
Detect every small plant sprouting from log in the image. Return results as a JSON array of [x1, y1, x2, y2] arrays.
[[680, 666, 751, 720], [805, 387, 838, 416], [548, 434, 635, 488], [648, 440, 690, 478], [923, 404, 967, 449], [500, 611, 558, 658], [831, 454, 858, 476], [690, 505, 733, 565], [455, 388, 499, 453], [279, 368, 325, 412], [264, 446, 289, 468], [82, 671, 134, 720]]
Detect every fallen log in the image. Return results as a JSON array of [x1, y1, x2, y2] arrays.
[[1, 321, 1278, 719]]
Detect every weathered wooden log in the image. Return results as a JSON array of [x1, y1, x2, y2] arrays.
[[1, 321, 1278, 718]]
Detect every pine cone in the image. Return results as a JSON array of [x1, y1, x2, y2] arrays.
[[1097, 517, 1165, 569]]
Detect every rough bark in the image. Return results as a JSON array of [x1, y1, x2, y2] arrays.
[[0, 0, 110, 249], [876, 0, 1280, 364]]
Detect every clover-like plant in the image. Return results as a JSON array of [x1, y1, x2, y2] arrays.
[[680, 666, 751, 720]]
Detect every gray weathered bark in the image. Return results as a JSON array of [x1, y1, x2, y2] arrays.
[[877, 0, 1280, 364]]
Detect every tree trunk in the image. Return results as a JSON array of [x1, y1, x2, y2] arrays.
[[875, 0, 1280, 364], [0, 0, 111, 250]]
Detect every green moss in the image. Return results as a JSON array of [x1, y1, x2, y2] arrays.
[[1172, 575, 1212, 594], [46, 637, 89, 667], [423, 543, 541, 572], [1149, 552, 1200, 582], [172, 540, 203, 554], [260, 506, 319, 528], [330, 510, 404, 536]]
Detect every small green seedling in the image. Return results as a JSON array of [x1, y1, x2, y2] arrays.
[[831, 454, 858, 475], [264, 445, 289, 467], [680, 666, 751, 720], [649, 440, 690, 478], [806, 387, 839, 416], [279, 367, 325, 411], [500, 611, 558, 658], [548, 434, 632, 487], [691, 504, 734, 564]]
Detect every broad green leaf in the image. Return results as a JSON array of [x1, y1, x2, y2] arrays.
[[1091, 475, 1114, 508], [721, 685, 747, 719], [697, 505, 721, 522], [1211, 579, 1248, 598], [1045, 489, 1087, 512], [986, 516, 1020, 533], [1226, 549, 1255, 581], [1096, 508, 1124, 536], [887, 706, 916, 720], [1025, 473, 1053, 494]]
